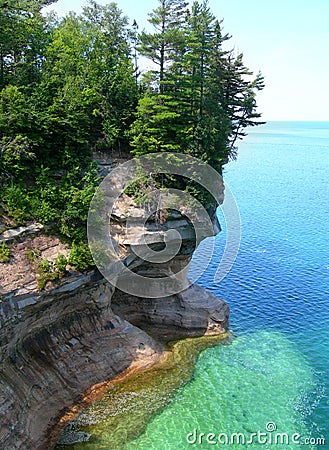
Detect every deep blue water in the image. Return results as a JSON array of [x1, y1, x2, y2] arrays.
[[58, 121, 329, 449], [187, 121, 329, 448], [129, 121, 329, 449]]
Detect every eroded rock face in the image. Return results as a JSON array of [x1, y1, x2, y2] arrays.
[[112, 284, 229, 341], [0, 233, 70, 295], [0, 273, 163, 450], [0, 189, 229, 449]]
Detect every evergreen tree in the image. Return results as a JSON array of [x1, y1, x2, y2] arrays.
[[130, 0, 265, 169], [138, 0, 188, 93], [131, 0, 190, 155], [131, 19, 140, 87], [219, 52, 265, 158], [180, 1, 223, 162]]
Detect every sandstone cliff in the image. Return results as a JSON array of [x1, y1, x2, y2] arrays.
[[0, 193, 229, 449]]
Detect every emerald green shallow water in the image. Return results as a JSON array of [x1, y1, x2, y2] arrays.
[[56, 332, 320, 449], [55, 336, 231, 449], [124, 332, 318, 450], [56, 122, 328, 449]]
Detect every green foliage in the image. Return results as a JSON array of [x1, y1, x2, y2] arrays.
[[54, 254, 68, 276], [138, 0, 188, 91], [25, 248, 40, 263], [0, 86, 30, 133], [57, 165, 100, 241], [0, 135, 35, 182], [1, 184, 31, 223], [0, 0, 140, 241], [34, 3, 138, 158], [68, 242, 95, 271], [0, 1, 52, 90], [88, 242, 108, 269], [25, 249, 68, 290], [130, 94, 184, 155], [131, 0, 265, 174], [0, 242, 10, 263], [1, 163, 99, 236], [0, 0, 264, 243], [36, 259, 60, 291]]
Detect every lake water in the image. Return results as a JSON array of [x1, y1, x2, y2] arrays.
[[57, 122, 329, 449]]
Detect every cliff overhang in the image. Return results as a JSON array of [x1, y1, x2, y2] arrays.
[[0, 189, 229, 449]]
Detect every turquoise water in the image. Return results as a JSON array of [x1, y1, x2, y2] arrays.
[[124, 332, 317, 449], [188, 121, 329, 448], [58, 122, 329, 448], [130, 121, 329, 448]]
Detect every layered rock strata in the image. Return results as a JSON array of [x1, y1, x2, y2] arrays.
[[0, 196, 229, 449]]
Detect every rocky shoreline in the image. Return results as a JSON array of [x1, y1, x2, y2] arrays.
[[0, 195, 229, 449]]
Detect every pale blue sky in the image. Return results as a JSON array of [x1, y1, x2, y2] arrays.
[[43, 0, 329, 121]]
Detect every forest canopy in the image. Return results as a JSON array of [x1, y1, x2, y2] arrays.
[[0, 0, 264, 246]]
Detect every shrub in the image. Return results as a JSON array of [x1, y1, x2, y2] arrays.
[[54, 254, 67, 276], [0, 242, 10, 263], [68, 242, 94, 271], [36, 259, 59, 291], [1, 184, 31, 224], [26, 249, 66, 290]]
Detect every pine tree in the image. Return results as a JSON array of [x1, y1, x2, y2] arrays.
[[218, 51, 265, 159], [130, 0, 190, 155], [180, 1, 221, 161], [130, 0, 265, 169], [138, 0, 188, 93]]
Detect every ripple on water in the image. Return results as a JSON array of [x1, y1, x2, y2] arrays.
[[55, 335, 229, 450], [56, 332, 323, 450], [124, 332, 322, 450]]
